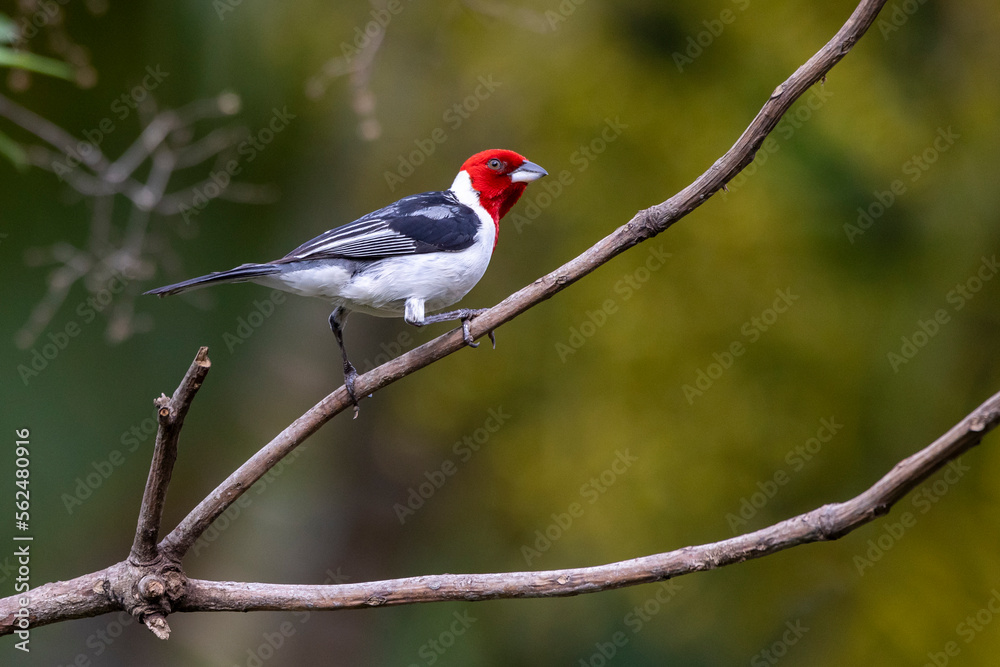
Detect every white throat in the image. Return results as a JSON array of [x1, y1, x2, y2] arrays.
[[449, 170, 481, 210], [449, 169, 497, 251]]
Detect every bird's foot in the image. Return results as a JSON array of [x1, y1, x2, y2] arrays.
[[459, 308, 495, 348], [343, 363, 361, 419]]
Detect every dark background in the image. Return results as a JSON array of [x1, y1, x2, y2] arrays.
[[2, 0, 999, 665]]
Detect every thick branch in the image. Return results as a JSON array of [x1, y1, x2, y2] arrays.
[[129, 348, 211, 564], [0, 569, 115, 636], [159, 0, 890, 561], [171, 388, 995, 611]]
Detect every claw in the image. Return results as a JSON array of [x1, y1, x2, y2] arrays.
[[460, 308, 493, 348], [343, 363, 361, 418], [462, 318, 479, 347]]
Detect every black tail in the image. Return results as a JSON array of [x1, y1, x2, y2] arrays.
[[144, 263, 281, 297]]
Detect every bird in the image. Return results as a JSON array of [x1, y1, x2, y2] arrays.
[[145, 149, 547, 416]]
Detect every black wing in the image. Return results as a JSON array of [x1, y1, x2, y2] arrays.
[[278, 191, 480, 262]]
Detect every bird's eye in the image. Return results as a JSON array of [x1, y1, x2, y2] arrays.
[[486, 158, 503, 171]]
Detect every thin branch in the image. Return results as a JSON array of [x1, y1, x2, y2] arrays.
[[8, 89, 270, 349], [305, 0, 387, 139], [179, 385, 999, 612], [170, 126, 246, 169], [105, 95, 240, 184], [129, 348, 211, 564], [159, 0, 891, 561], [0, 92, 109, 172], [460, 0, 551, 33], [154, 179, 280, 216]]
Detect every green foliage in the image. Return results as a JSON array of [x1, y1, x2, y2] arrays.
[[0, 14, 72, 79], [0, 13, 71, 169]]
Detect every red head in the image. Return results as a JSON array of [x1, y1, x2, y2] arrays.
[[458, 149, 548, 224]]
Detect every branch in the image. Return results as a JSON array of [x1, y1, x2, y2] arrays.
[[5, 89, 274, 348], [104, 95, 240, 184], [0, 92, 109, 172], [158, 0, 891, 561], [129, 347, 211, 565], [180, 385, 999, 612], [305, 0, 387, 139], [3, 386, 997, 634]]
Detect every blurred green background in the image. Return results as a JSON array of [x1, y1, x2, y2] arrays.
[[2, 0, 999, 665]]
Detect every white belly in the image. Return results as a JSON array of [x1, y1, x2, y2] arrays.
[[254, 241, 493, 318]]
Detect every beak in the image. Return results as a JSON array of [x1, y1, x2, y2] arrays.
[[509, 160, 548, 183]]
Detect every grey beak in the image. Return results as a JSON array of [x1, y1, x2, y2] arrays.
[[510, 160, 548, 183]]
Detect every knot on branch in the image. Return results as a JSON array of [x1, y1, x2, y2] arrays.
[[108, 557, 188, 640], [630, 206, 670, 240], [155, 394, 173, 423]]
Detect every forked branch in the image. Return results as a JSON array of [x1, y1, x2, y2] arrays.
[[130, 347, 211, 564]]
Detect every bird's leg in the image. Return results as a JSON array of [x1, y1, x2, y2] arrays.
[[406, 302, 496, 349], [329, 308, 361, 418]]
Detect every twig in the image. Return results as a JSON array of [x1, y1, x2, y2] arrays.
[[305, 0, 387, 139], [0, 92, 108, 171], [130, 348, 211, 565], [159, 0, 891, 561], [3, 89, 273, 348], [105, 96, 240, 184], [460, 0, 551, 33]]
